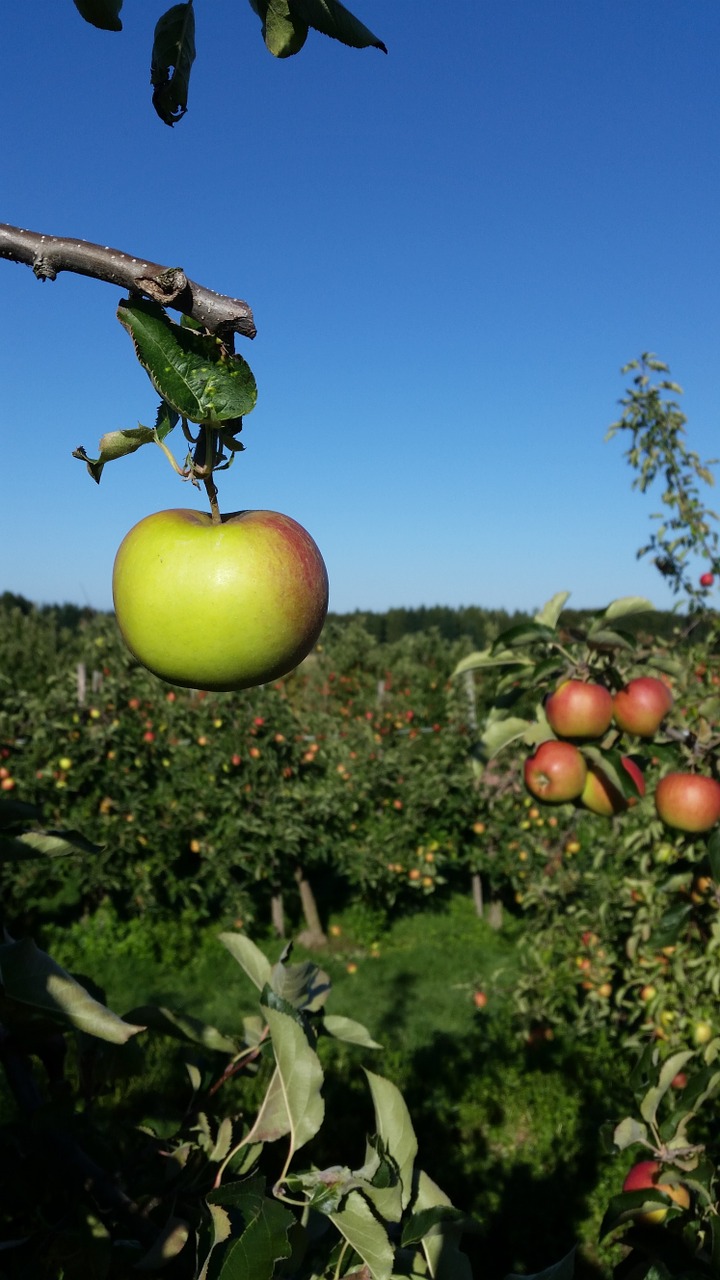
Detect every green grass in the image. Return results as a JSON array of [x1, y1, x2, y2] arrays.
[[29, 896, 630, 1278]]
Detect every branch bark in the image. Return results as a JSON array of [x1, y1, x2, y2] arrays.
[[0, 223, 256, 340]]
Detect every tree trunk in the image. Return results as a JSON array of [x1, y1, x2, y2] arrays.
[[471, 872, 483, 918], [487, 900, 503, 931], [294, 867, 327, 949], [270, 892, 285, 938]]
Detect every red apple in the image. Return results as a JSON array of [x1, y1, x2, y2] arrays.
[[700, 572, 714, 588], [613, 677, 673, 738], [523, 740, 588, 804], [113, 508, 328, 691], [545, 680, 613, 740], [579, 756, 645, 816], [655, 773, 720, 834], [622, 1160, 690, 1224]]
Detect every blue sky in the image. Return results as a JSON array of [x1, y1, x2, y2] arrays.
[[2, 1, 719, 616]]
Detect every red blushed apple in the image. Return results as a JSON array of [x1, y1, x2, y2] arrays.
[[622, 1160, 690, 1224], [113, 508, 329, 692], [523, 740, 587, 804], [613, 677, 673, 738], [700, 572, 714, 588], [580, 756, 645, 817], [655, 773, 720, 834], [545, 680, 613, 740]]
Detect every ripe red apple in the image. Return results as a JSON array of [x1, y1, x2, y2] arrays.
[[655, 773, 720, 834], [613, 677, 673, 738], [579, 756, 645, 816], [473, 990, 488, 1009], [523, 740, 588, 803], [113, 508, 329, 691], [622, 1160, 690, 1224], [700, 572, 714, 588], [545, 680, 613, 740]]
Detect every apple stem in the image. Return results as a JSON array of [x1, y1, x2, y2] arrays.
[[204, 475, 222, 524]]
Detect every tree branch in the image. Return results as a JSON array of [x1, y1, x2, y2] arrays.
[[0, 223, 256, 340]]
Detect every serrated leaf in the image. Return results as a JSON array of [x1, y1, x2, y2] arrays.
[[257, 0, 309, 56], [322, 1014, 382, 1049], [599, 596, 655, 622], [270, 951, 331, 1011], [478, 716, 534, 763], [0, 826, 103, 862], [328, 1190, 394, 1280], [204, 1176, 295, 1280], [413, 1170, 472, 1280], [151, 3, 196, 125], [289, 0, 387, 51], [118, 299, 257, 423], [219, 933, 272, 992], [534, 592, 571, 629], [246, 1004, 323, 1157], [0, 937, 144, 1043], [73, 0, 122, 30], [491, 622, 555, 651], [136, 1216, 190, 1271], [365, 1071, 417, 1211], [612, 1117, 649, 1151], [506, 1247, 576, 1280], [73, 426, 158, 483], [124, 1005, 238, 1054]]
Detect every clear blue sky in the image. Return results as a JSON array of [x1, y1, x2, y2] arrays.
[[2, 1, 719, 615]]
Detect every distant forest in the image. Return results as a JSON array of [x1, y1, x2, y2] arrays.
[[0, 590, 711, 651]]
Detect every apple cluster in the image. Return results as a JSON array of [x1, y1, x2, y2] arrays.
[[523, 676, 720, 833]]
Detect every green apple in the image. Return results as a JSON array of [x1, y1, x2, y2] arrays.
[[545, 679, 613, 740], [613, 676, 673, 738], [654, 772, 720, 834], [523, 740, 587, 803], [112, 508, 329, 691]]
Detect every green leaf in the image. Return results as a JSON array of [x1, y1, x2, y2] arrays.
[[72, 0, 123, 31], [72, 426, 158, 484], [598, 596, 655, 622], [492, 622, 555, 651], [534, 592, 571, 629], [245, 1003, 324, 1156], [327, 1189, 395, 1280], [453, 649, 534, 676], [118, 299, 257, 423], [204, 1176, 295, 1280], [585, 628, 636, 651], [124, 1005, 239, 1054], [402, 1205, 477, 1247], [708, 829, 720, 882], [0, 937, 145, 1044], [270, 945, 331, 1011], [322, 1014, 382, 1049], [640, 1050, 695, 1127], [506, 1247, 576, 1280], [412, 1170, 473, 1280], [151, 3, 196, 125], [253, 0, 309, 56], [365, 1070, 417, 1211], [612, 1116, 649, 1151], [478, 715, 534, 763], [0, 826, 103, 862], [135, 1217, 190, 1271], [289, 0, 387, 51], [218, 933, 272, 992]]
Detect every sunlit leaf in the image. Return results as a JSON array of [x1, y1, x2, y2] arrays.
[[219, 933, 272, 992], [534, 592, 571, 629]]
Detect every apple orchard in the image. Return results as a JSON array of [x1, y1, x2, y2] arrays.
[[3, 6, 720, 1280]]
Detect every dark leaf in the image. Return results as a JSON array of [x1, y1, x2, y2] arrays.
[[151, 3, 196, 125]]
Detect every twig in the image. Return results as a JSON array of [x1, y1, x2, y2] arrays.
[[0, 223, 256, 340]]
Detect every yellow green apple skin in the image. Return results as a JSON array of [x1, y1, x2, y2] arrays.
[[112, 508, 329, 691]]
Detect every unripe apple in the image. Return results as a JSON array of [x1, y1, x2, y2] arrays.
[[545, 680, 613, 740], [613, 677, 673, 738], [655, 773, 720, 834], [113, 508, 329, 692], [523, 740, 587, 803], [579, 756, 645, 817], [622, 1160, 690, 1224], [693, 1020, 713, 1045]]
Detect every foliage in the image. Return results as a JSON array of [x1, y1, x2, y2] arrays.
[[607, 354, 720, 610]]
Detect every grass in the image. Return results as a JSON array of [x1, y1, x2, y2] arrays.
[[24, 895, 631, 1278]]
